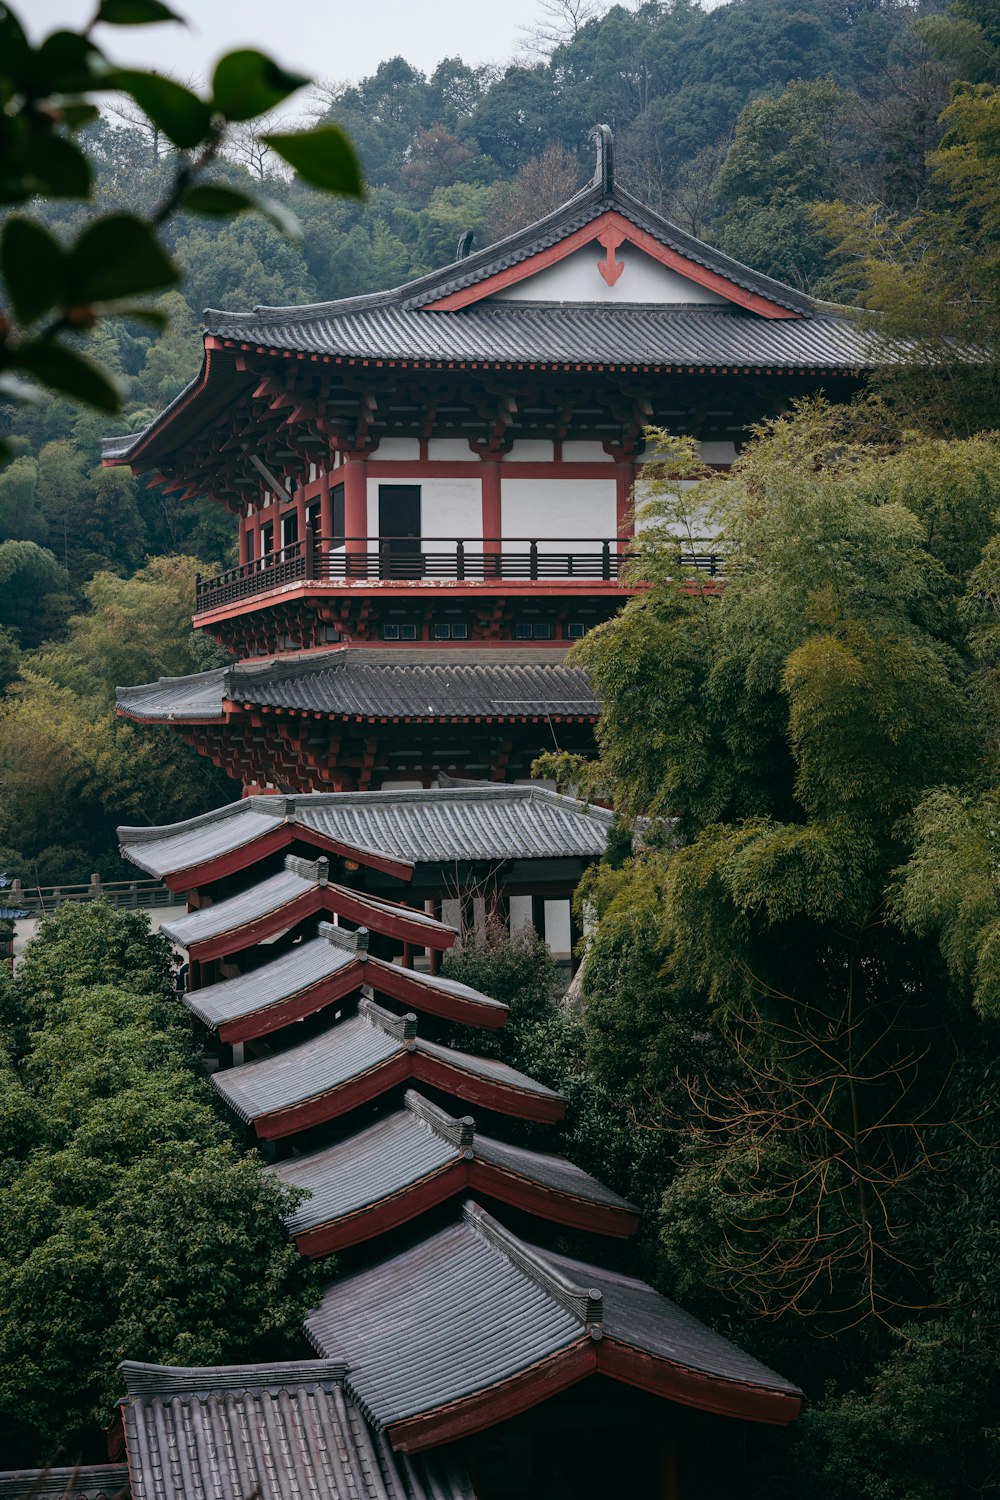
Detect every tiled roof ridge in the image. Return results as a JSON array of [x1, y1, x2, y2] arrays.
[[201, 176, 817, 329], [318, 919, 369, 956], [404, 1088, 475, 1151], [285, 851, 330, 884], [117, 795, 283, 847], [464, 1202, 604, 1330], [119, 1357, 349, 1399], [359, 991, 418, 1042]]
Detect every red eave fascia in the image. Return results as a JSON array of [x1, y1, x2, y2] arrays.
[[367, 956, 508, 1030], [216, 959, 364, 1044], [254, 1051, 416, 1139], [292, 1157, 636, 1258], [161, 822, 293, 893], [187, 886, 452, 964], [596, 1339, 802, 1427], [421, 210, 801, 320], [161, 824, 412, 895], [387, 1341, 599, 1452], [254, 1044, 565, 1139], [413, 1050, 565, 1124], [105, 335, 232, 471], [385, 1334, 802, 1453]]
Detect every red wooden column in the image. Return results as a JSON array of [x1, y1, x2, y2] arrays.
[[295, 483, 308, 555], [238, 512, 249, 567], [480, 460, 502, 556], [343, 454, 369, 562], [604, 441, 637, 552]]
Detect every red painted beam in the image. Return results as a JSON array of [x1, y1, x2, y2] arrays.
[[413, 1050, 565, 1124], [186, 885, 454, 965], [367, 957, 507, 1030], [253, 1051, 415, 1139], [162, 823, 293, 893], [387, 1341, 598, 1453], [468, 1161, 639, 1238], [596, 1340, 802, 1426], [216, 960, 363, 1044]]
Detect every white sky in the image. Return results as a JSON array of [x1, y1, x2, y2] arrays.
[[25, 1, 730, 99], [25, 0, 570, 93]]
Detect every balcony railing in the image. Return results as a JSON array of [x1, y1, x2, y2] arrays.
[[7, 876, 183, 915], [195, 536, 724, 613]]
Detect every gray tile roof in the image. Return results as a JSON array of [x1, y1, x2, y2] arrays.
[[292, 785, 612, 865], [120, 799, 285, 880], [306, 1203, 801, 1433], [120, 785, 612, 882], [212, 997, 564, 1129], [118, 1359, 474, 1500], [102, 177, 885, 467], [0, 1469, 128, 1500], [272, 1090, 631, 1242], [203, 303, 884, 372], [213, 997, 410, 1121], [185, 928, 505, 1034], [116, 647, 599, 726], [306, 1205, 585, 1427], [184, 928, 364, 1031], [161, 854, 455, 952]]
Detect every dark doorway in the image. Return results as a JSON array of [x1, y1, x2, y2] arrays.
[[378, 485, 422, 578]]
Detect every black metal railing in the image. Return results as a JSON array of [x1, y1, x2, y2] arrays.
[[195, 535, 724, 613]]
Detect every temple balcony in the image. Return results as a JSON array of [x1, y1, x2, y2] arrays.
[[192, 532, 724, 654]]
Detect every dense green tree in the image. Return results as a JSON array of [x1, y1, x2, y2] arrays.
[[533, 401, 1000, 1487], [0, 904, 321, 1464]]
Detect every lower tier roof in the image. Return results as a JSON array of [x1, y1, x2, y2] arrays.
[[271, 1089, 637, 1253], [161, 853, 457, 958], [116, 646, 599, 725], [118, 1359, 473, 1500], [120, 784, 613, 888], [212, 996, 566, 1133], [184, 926, 507, 1041], [305, 1202, 802, 1449]]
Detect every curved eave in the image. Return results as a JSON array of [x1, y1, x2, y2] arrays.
[[103, 336, 253, 474], [382, 1337, 802, 1453]]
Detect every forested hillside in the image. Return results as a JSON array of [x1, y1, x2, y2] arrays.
[[0, 0, 971, 881]]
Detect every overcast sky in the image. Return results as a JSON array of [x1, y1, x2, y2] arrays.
[[26, 2, 729, 99], [26, 0, 574, 93]]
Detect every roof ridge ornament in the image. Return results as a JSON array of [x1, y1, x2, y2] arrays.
[[589, 123, 614, 195]]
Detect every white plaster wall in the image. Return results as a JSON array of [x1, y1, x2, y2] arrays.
[[501, 478, 616, 551], [562, 441, 612, 462], [427, 438, 470, 461], [633, 476, 718, 539], [377, 438, 421, 461], [544, 899, 572, 956], [509, 894, 533, 936], [505, 440, 553, 462], [491, 243, 729, 305], [699, 440, 737, 465], [421, 478, 482, 545]]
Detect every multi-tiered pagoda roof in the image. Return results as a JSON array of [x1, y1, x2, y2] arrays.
[[104, 127, 888, 793]]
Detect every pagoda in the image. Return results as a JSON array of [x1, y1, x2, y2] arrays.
[[104, 125, 883, 794]]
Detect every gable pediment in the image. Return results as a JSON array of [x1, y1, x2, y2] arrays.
[[424, 209, 801, 320]]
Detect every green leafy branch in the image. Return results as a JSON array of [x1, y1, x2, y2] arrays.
[[0, 0, 363, 439]]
